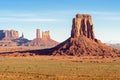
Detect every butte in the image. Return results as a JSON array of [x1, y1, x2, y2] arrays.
[[23, 14, 120, 57]]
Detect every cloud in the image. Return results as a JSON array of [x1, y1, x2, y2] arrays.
[[0, 18, 58, 22], [100, 17, 120, 21], [0, 12, 36, 17], [0, 10, 120, 22], [8, 13, 35, 17], [84, 11, 120, 21], [89, 11, 120, 15], [0, 11, 61, 22]]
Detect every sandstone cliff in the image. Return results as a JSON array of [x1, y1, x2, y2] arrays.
[[0, 30, 19, 40], [71, 14, 95, 40], [42, 31, 50, 40], [0, 30, 19, 46], [0, 31, 30, 46]]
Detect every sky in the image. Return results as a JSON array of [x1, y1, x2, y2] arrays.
[[0, 0, 120, 43]]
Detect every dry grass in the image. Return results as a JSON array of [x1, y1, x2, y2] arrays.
[[0, 56, 120, 80]]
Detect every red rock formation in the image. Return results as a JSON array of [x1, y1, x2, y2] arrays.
[[0, 30, 19, 40], [0, 30, 31, 46], [36, 29, 40, 39], [45, 14, 119, 57], [42, 31, 50, 40], [26, 29, 58, 48], [71, 14, 95, 40]]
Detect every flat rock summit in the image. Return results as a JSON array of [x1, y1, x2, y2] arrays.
[[30, 14, 119, 57]]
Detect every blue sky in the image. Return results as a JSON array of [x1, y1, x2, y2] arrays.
[[0, 0, 120, 43]]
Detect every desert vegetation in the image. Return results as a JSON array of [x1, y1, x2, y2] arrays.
[[0, 56, 120, 80]]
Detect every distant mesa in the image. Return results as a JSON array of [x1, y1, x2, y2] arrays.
[[0, 30, 19, 40], [0, 29, 58, 48], [25, 29, 58, 48], [33, 14, 120, 57], [0, 30, 30, 46], [0, 30, 20, 46]]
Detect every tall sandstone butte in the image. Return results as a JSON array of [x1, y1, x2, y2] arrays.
[[71, 14, 95, 40], [41, 14, 119, 57]]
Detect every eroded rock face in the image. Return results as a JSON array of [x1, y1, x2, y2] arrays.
[[42, 31, 50, 40], [0, 31, 31, 46], [71, 14, 95, 40], [0, 30, 19, 40], [36, 29, 40, 39]]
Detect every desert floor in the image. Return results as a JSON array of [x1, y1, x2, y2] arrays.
[[0, 56, 120, 80]]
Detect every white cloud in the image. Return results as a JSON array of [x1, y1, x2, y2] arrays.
[[0, 10, 120, 22], [0, 18, 58, 22], [101, 17, 120, 21], [0, 11, 61, 22], [85, 11, 120, 21], [0, 12, 36, 17], [8, 13, 35, 17], [89, 11, 120, 15]]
